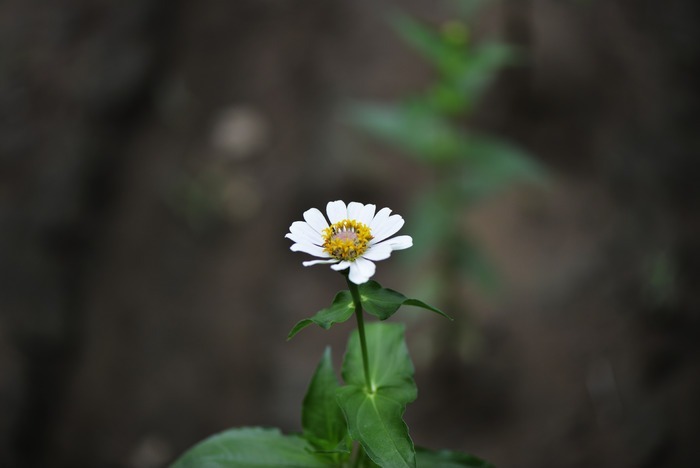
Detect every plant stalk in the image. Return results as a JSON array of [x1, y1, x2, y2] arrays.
[[352, 442, 368, 468], [346, 276, 373, 392]]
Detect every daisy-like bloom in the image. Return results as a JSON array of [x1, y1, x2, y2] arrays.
[[286, 200, 413, 284]]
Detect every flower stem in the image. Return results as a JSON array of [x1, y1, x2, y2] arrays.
[[352, 443, 368, 468], [346, 276, 373, 392]]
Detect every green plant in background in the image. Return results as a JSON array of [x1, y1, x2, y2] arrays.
[[347, 1, 547, 357], [172, 201, 493, 467]]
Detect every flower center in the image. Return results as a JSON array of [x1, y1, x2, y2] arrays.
[[322, 219, 373, 261]]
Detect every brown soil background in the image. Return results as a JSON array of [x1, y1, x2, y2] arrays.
[[1, 0, 699, 467]]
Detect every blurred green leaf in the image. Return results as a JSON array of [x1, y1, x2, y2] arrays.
[[425, 82, 470, 115], [337, 323, 417, 468], [302, 348, 351, 457], [347, 103, 463, 163], [440, 20, 470, 47], [348, 102, 545, 191], [171, 427, 331, 468], [287, 291, 353, 339], [392, 13, 464, 77], [392, 13, 517, 97]]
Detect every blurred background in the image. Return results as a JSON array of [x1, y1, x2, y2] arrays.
[[1, 0, 700, 467]]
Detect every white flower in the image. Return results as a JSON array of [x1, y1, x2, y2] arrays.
[[286, 200, 413, 284]]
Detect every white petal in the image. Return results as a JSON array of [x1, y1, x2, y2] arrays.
[[303, 208, 329, 234], [358, 204, 376, 225], [362, 243, 393, 261], [285, 233, 312, 246], [370, 214, 404, 244], [303, 259, 339, 266], [354, 257, 376, 277], [347, 202, 365, 222], [290, 243, 330, 258], [380, 235, 412, 250], [348, 257, 376, 284], [288, 221, 323, 245], [331, 261, 352, 271], [326, 200, 347, 224], [369, 207, 392, 231]]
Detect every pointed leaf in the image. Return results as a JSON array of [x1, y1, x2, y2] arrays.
[[341, 322, 417, 392], [416, 447, 495, 468], [302, 348, 350, 456], [336, 386, 416, 468], [359, 280, 452, 321], [337, 323, 417, 467], [288, 291, 353, 339], [171, 427, 332, 468]]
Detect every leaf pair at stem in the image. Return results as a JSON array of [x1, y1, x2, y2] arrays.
[[288, 279, 452, 340], [172, 279, 492, 468]]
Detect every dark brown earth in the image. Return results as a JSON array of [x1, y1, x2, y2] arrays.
[[1, 1, 699, 467]]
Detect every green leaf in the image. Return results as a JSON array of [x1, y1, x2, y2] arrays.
[[416, 447, 495, 468], [341, 322, 416, 392], [424, 83, 470, 116], [337, 323, 417, 467], [288, 291, 353, 339], [302, 348, 350, 456], [171, 427, 332, 468], [391, 13, 516, 92], [346, 103, 463, 163], [359, 280, 452, 321]]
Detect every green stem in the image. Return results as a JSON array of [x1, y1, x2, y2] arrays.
[[351, 443, 367, 468], [346, 276, 373, 393]]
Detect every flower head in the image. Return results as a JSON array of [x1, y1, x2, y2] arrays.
[[286, 200, 413, 284]]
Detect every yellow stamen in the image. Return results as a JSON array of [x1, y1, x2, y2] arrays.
[[322, 219, 373, 261]]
